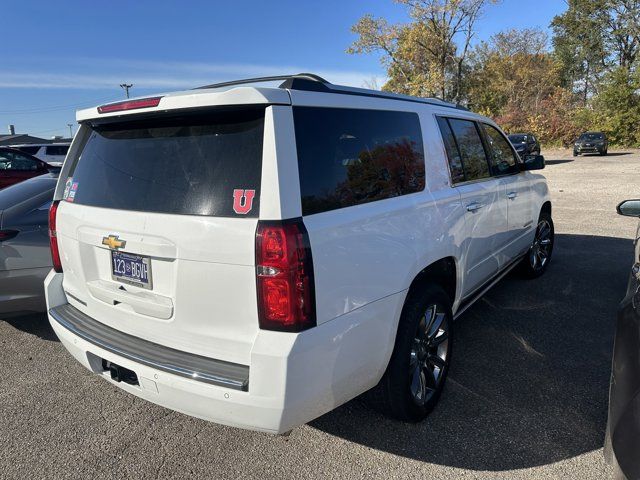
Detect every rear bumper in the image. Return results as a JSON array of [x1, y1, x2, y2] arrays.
[[45, 271, 403, 433], [49, 304, 250, 390], [0, 267, 51, 314]]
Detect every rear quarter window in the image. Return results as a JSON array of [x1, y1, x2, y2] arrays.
[[66, 108, 265, 217], [293, 107, 425, 216]]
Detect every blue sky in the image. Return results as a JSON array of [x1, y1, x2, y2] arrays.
[[1, 0, 565, 138]]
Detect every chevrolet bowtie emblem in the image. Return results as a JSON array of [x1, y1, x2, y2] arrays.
[[102, 235, 126, 250]]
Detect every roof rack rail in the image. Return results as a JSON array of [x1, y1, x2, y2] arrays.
[[195, 72, 467, 111], [195, 73, 328, 90]]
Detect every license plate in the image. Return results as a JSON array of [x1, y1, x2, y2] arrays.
[[111, 251, 152, 289]]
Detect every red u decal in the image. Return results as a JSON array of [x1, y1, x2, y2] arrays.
[[233, 189, 256, 215]]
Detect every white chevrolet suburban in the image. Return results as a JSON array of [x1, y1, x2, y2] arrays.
[[45, 74, 553, 433]]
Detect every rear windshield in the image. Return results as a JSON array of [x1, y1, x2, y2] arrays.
[[508, 135, 527, 143], [46, 145, 69, 156], [66, 109, 264, 217]]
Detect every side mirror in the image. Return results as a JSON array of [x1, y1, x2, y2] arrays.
[[521, 154, 545, 171], [617, 200, 640, 217]]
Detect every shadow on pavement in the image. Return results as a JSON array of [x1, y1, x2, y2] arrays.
[[545, 159, 574, 165], [312, 233, 629, 471], [2, 312, 59, 342], [579, 152, 632, 157]]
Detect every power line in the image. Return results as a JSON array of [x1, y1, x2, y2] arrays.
[[0, 96, 116, 115]]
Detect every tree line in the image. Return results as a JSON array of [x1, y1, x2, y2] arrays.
[[349, 0, 640, 147]]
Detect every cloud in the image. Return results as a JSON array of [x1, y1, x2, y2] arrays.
[[0, 58, 383, 90]]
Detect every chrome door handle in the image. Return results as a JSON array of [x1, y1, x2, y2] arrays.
[[507, 191, 518, 200], [466, 202, 485, 212]]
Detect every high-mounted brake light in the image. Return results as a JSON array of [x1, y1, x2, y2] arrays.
[[48, 201, 63, 273], [256, 219, 316, 332], [97, 97, 162, 114]]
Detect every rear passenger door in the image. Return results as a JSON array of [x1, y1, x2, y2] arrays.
[[481, 123, 534, 263], [437, 117, 506, 297]]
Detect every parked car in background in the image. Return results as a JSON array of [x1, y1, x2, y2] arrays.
[[573, 132, 608, 156], [508, 133, 541, 158], [45, 74, 552, 434], [0, 147, 51, 189], [0, 173, 57, 314], [11, 143, 70, 167]]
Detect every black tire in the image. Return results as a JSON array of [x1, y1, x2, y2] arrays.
[[573, 151, 578, 157], [368, 284, 453, 422], [519, 211, 554, 278]]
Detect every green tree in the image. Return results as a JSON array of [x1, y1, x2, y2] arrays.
[[467, 29, 561, 120], [551, 0, 608, 105], [594, 67, 640, 145]]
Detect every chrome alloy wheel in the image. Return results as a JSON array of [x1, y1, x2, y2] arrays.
[[409, 304, 450, 406], [529, 219, 553, 271]]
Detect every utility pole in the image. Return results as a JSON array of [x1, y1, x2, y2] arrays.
[[67, 124, 74, 138], [120, 83, 133, 98]]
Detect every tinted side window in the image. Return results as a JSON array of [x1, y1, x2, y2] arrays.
[[16, 146, 41, 155], [436, 117, 465, 183], [448, 119, 490, 181], [482, 124, 519, 175], [46, 145, 69, 156], [0, 151, 40, 171], [294, 107, 425, 216]]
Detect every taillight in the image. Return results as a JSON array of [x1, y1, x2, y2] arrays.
[[256, 219, 316, 332], [97, 96, 162, 114], [0, 230, 18, 241], [48, 201, 63, 273]]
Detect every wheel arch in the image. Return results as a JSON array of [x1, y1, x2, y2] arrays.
[[541, 200, 552, 217], [406, 257, 458, 308]]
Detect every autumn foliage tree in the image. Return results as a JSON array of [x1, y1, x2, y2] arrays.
[[349, 0, 640, 147], [348, 0, 498, 102]]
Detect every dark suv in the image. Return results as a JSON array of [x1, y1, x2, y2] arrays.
[[508, 133, 541, 158], [573, 132, 608, 156]]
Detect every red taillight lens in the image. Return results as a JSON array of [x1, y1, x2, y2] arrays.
[[48, 201, 63, 273], [0, 230, 18, 241], [97, 96, 162, 114], [256, 220, 316, 332]]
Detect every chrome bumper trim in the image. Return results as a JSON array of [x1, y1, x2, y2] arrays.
[[49, 304, 249, 391]]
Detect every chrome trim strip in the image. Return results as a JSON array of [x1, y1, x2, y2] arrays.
[[49, 304, 249, 391], [454, 252, 526, 320]]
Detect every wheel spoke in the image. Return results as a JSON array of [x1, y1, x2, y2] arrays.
[[427, 312, 446, 339], [429, 353, 446, 369], [409, 348, 419, 372], [410, 365, 429, 404], [431, 330, 449, 346], [538, 222, 550, 239], [423, 364, 437, 390], [539, 238, 552, 246], [423, 305, 436, 337]]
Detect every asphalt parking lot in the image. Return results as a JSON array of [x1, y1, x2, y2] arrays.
[[2, 150, 639, 479]]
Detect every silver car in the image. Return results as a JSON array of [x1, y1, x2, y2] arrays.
[[0, 173, 57, 314]]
